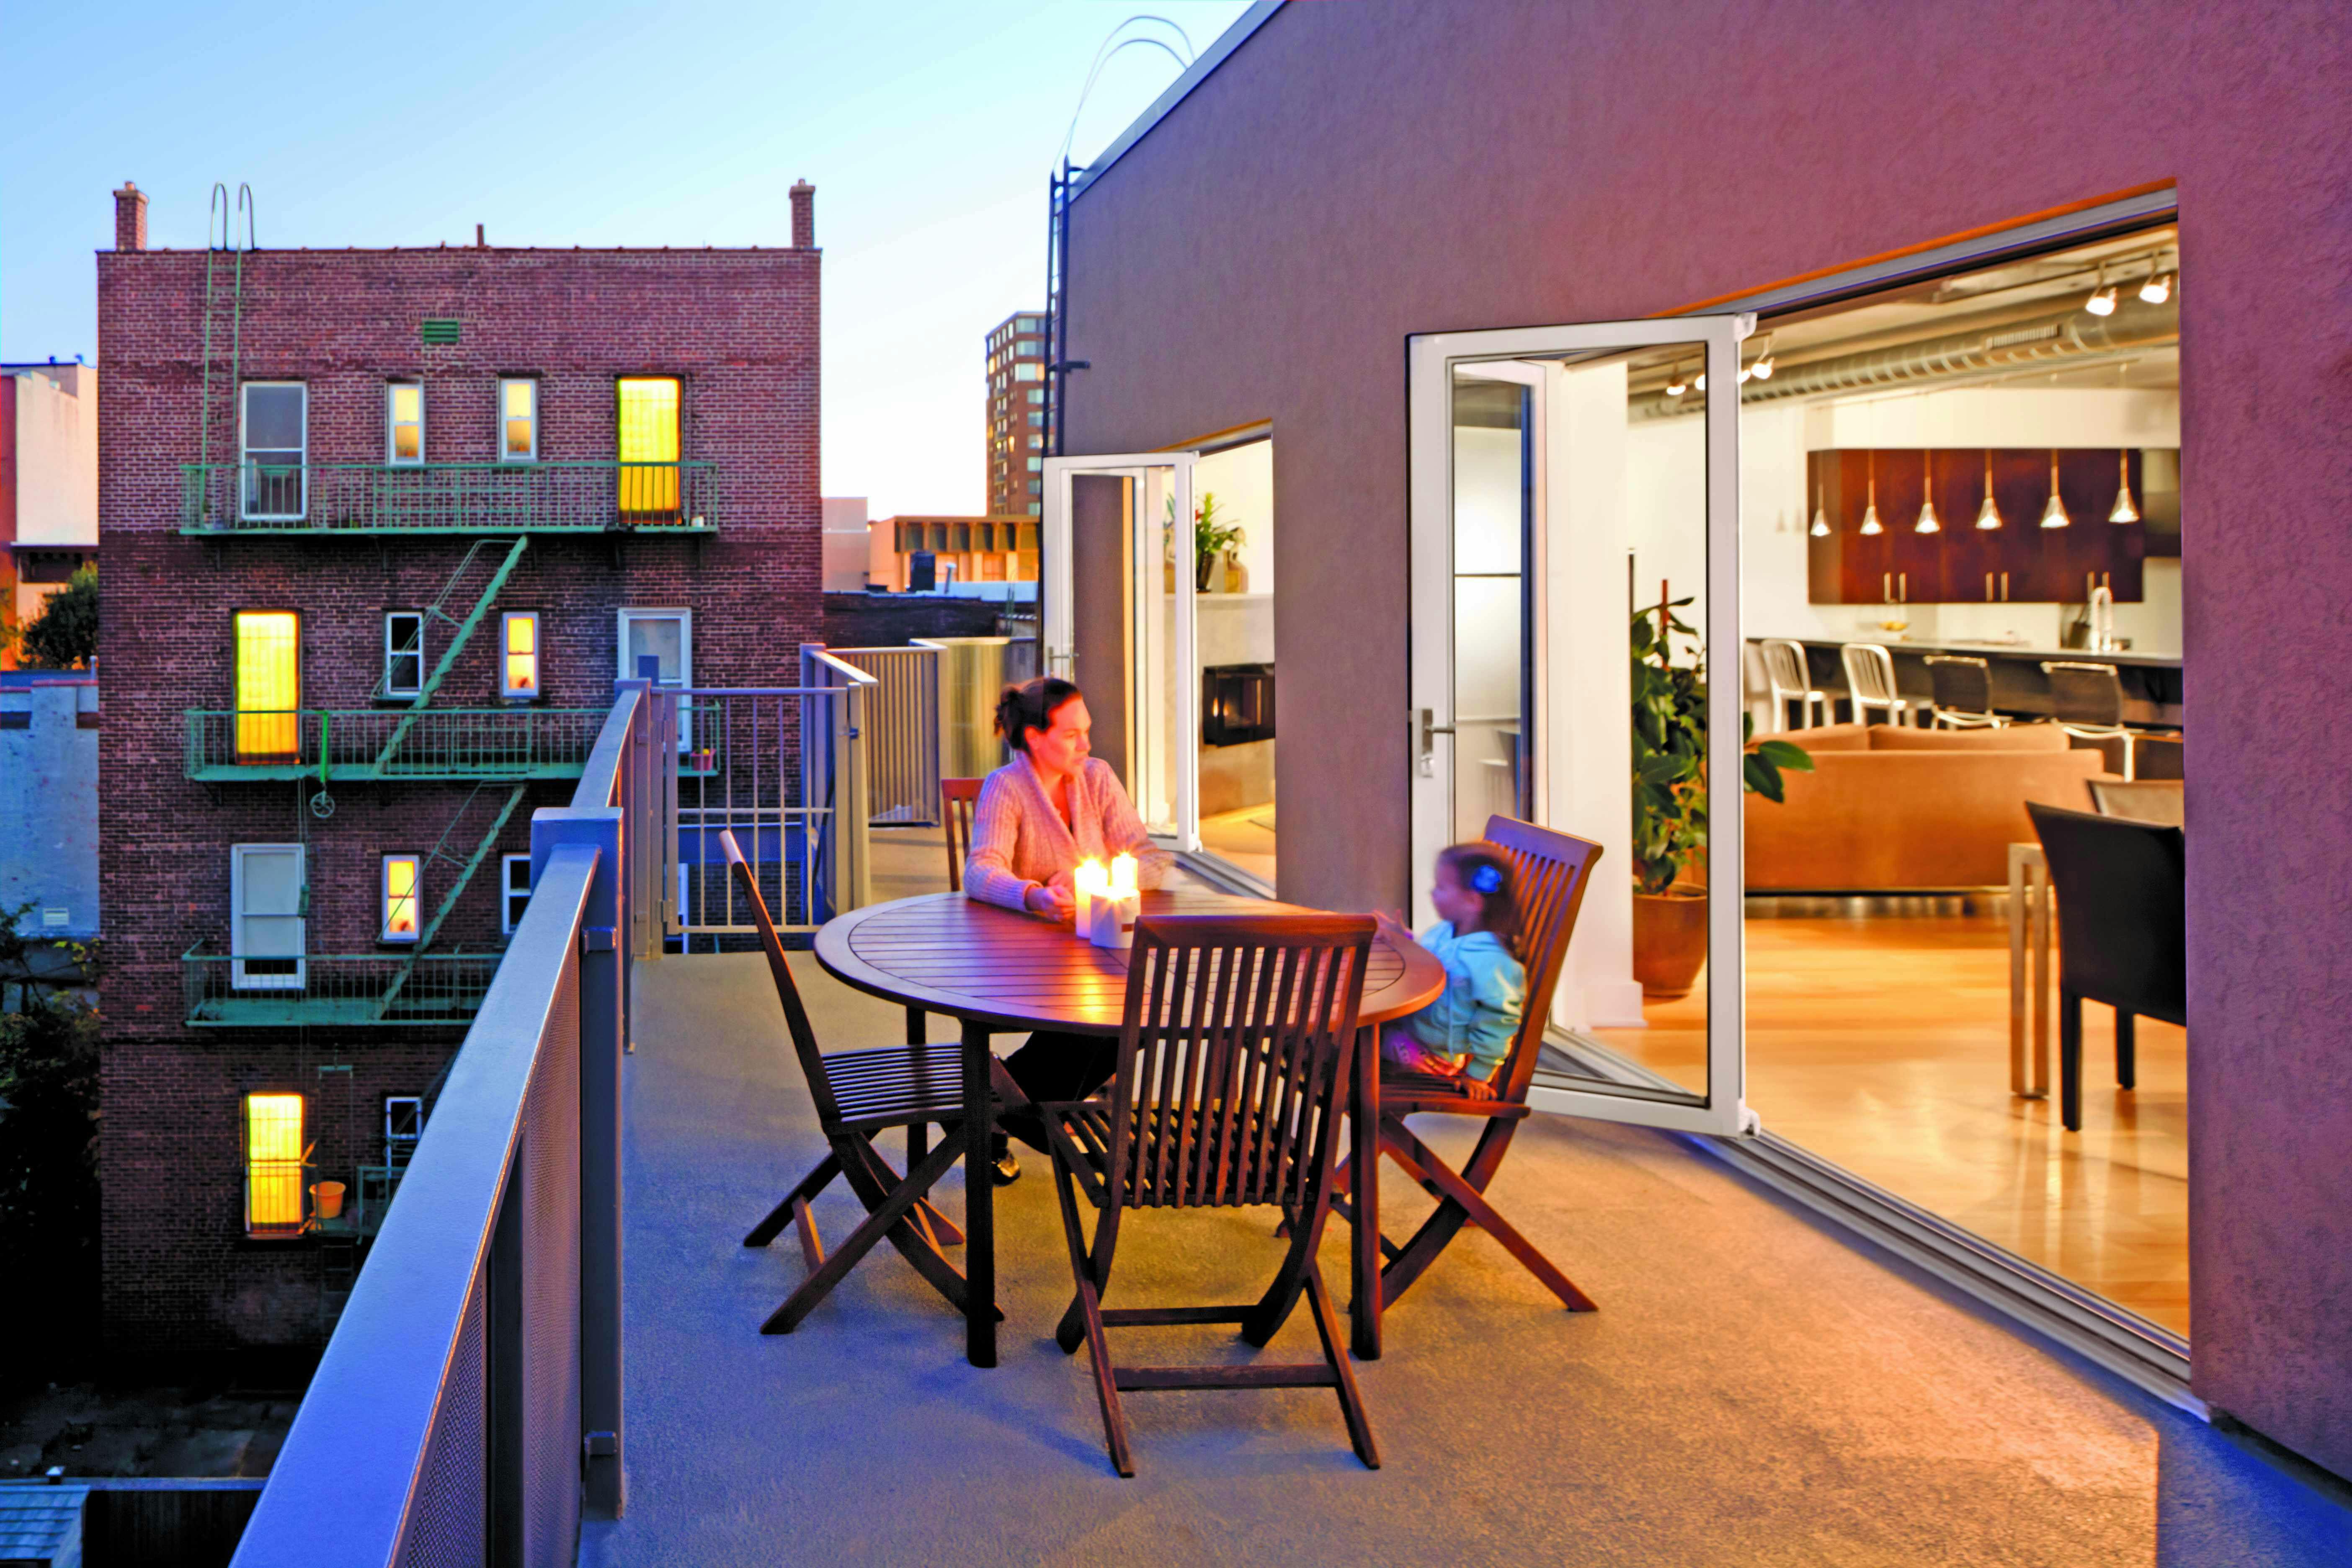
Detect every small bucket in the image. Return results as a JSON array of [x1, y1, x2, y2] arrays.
[[312, 1181, 346, 1220]]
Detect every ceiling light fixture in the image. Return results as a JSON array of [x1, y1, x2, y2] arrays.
[[1696, 371, 1707, 392], [1666, 365, 1688, 397], [1975, 449, 2003, 530], [2139, 267, 2174, 305], [1859, 451, 1884, 536], [1915, 451, 1940, 534], [1751, 351, 1773, 380], [2085, 268, 2118, 317], [2040, 450, 2071, 529], [2108, 449, 2140, 524], [1810, 482, 1830, 538]]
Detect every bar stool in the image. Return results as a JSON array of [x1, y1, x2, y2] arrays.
[[1923, 654, 2006, 730], [1759, 640, 1828, 730], [1840, 642, 1918, 727], [2041, 661, 2136, 779]]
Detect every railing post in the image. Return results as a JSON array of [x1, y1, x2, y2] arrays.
[[532, 787, 626, 1519], [839, 679, 872, 911]]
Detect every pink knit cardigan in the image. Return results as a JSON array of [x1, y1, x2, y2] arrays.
[[963, 752, 1173, 913]]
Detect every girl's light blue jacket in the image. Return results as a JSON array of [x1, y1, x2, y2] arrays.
[[1405, 921, 1526, 1070]]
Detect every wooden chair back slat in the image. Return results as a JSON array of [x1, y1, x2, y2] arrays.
[[1479, 816, 1605, 1104], [1103, 914, 1372, 1213], [940, 777, 984, 892], [720, 829, 845, 1128]]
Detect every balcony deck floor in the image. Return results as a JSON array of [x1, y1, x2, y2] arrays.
[[585, 949, 2351, 1567]]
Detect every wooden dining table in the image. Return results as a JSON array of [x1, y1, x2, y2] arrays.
[[813, 887, 1446, 1369]]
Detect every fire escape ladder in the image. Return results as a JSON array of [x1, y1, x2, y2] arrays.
[[375, 783, 528, 1018], [371, 535, 531, 771]]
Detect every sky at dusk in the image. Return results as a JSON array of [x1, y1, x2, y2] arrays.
[[0, 0, 1253, 518]]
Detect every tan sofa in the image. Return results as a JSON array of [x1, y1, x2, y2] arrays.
[[1745, 722, 2115, 891]]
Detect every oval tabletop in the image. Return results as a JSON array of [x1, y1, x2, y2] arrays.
[[814, 889, 1446, 1036]]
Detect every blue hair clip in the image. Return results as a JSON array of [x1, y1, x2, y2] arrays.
[[1471, 864, 1503, 895]]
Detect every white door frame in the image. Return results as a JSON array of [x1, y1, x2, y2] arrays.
[[1041, 452, 1201, 850], [619, 607, 692, 750], [1408, 314, 1751, 1137]]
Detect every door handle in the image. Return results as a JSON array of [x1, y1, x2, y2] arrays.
[[1417, 708, 1453, 778], [2001, 572, 2010, 601], [1985, 572, 1994, 603], [1883, 573, 1891, 603], [1898, 572, 1907, 603]]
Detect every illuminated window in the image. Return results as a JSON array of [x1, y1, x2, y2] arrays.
[[382, 854, 421, 943], [501, 853, 535, 935], [233, 610, 299, 762], [245, 1092, 305, 1233], [500, 378, 538, 462], [240, 382, 306, 520], [1015, 362, 1042, 382], [616, 377, 681, 520], [384, 611, 424, 698], [386, 383, 424, 464], [501, 612, 539, 700]]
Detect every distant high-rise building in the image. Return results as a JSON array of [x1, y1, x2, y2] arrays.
[[985, 311, 1049, 517]]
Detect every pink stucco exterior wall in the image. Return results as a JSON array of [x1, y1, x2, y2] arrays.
[[1060, 0, 2352, 1475]]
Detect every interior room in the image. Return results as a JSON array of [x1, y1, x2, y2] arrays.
[[1435, 226, 2188, 1336], [1188, 438, 1277, 884]]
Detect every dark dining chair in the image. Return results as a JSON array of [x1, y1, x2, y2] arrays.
[[725, 829, 1001, 1335], [2026, 802, 2186, 1132], [1042, 913, 1379, 1477], [2042, 660, 2138, 779], [2086, 778, 2185, 828], [1924, 654, 2005, 729], [1331, 814, 1604, 1316]]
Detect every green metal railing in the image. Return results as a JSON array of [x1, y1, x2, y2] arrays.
[[179, 459, 721, 534], [182, 947, 501, 1027], [185, 707, 609, 781]]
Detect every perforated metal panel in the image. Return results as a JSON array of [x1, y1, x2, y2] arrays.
[[398, 1272, 488, 1568], [521, 947, 583, 1565]]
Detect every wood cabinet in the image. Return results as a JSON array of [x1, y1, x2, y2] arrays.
[[1807, 449, 2146, 605]]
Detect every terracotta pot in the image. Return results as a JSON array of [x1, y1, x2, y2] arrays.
[[1632, 886, 1708, 1000]]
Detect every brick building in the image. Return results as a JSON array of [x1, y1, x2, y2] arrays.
[[95, 178, 821, 1362], [984, 310, 1047, 517]]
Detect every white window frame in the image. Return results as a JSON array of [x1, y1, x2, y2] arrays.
[[381, 854, 422, 944], [230, 842, 306, 990], [501, 853, 535, 936], [239, 381, 308, 521], [501, 611, 541, 701], [618, 608, 693, 752], [499, 377, 539, 462], [384, 611, 425, 699], [385, 382, 425, 466]]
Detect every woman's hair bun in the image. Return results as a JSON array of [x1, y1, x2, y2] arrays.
[[995, 676, 1084, 753]]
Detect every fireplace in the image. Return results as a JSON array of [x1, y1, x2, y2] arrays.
[[1202, 662, 1276, 747]]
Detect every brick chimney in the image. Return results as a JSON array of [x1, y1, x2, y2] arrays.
[[789, 180, 815, 249], [113, 181, 147, 252]]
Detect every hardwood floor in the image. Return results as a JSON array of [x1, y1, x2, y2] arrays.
[[1198, 804, 1278, 885], [1593, 911, 2189, 1336]]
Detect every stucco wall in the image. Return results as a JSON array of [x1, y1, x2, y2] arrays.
[[1060, 0, 2352, 1476]]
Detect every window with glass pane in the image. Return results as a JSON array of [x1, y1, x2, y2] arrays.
[[501, 853, 534, 934], [382, 854, 421, 942], [384, 612, 424, 698], [500, 377, 538, 461], [240, 383, 306, 519], [386, 383, 424, 464], [616, 377, 681, 520], [502, 611, 539, 699], [245, 1093, 304, 1232], [1450, 378, 1531, 838], [234, 611, 299, 761], [384, 1096, 425, 1167]]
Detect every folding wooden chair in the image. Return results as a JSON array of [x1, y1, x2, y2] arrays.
[[725, 830, 999, 1336], [1043, 913, 1379, 1477], [889, 776, 992, 1167], [1334, 815, 1604, 1316]]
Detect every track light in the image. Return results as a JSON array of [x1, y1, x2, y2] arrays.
[[1859, 452, 1883, 536], [1695, 371, 1707, 392], [2084, 268, 2117, 317], [1665, 366, 1688, 397], [2039, 450, 2071, 529], [2139, 268, 2173, 305], [1914, 452, 1940, 534], [2108, 450, 2139, 524], [1975, 449, 2002, 530], [1810, 483, 1830, 537], [1751, 353, 1773, 380]]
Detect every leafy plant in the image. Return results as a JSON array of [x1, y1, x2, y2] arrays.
[[14, 565, 98, 670], [1164, 493, 1246, 585], [0, 903, 102, 1385], [1630, 594, 1812, 895]]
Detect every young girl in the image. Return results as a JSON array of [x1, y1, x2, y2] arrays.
[[1373, 843, 1526, 1099]]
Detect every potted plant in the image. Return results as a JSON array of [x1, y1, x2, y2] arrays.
[[1166, 493, 1247, 592], [1630, 592, 1811, 999]]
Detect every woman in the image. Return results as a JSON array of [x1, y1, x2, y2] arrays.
[[965, 676, 1172, 1180]]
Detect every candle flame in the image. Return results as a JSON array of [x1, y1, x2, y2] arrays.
[[1110, 854, 1138, 897]]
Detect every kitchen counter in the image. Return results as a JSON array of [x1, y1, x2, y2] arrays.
[[1785, 635, 2180, 670], [1758, 636, 2184, 727]]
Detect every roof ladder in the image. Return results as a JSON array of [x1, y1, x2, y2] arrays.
[[196, 183, 256, 525], [376, 782, 529, 1018], [370, 536, 530, 772]]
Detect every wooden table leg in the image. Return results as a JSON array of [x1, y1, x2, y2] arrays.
[[961, 1018, 997, 1368], [2030, 855, 2051, 1099], [1349, 1021, 1382, 1362], [2008, 846, 2028, 1096]]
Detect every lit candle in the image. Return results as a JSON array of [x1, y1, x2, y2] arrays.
[[1110, 853, 1137, 898], [1074, 859, 1109, 928]]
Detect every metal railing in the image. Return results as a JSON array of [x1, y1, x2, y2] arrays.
[[182, 949, 503, 1027], [230, 681, 673, 1567], [180, 460, 721, 535], [677, 649, 873, 940], [185, 707, 610, 781], [826, 644, 941, 824]]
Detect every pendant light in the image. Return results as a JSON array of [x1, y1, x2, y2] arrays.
[[2039, 450, 2071, 529], [1809, 482, 1830, 537], [2138, 266, 2173, 305], [1914, 451, 1941, 534], [1859, 451, 1884, 536], [2108, 449, 2139, 524], [1974, 449, 2003, 530]]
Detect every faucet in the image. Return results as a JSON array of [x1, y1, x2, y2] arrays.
[[2088, 583, 2115, 652]]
